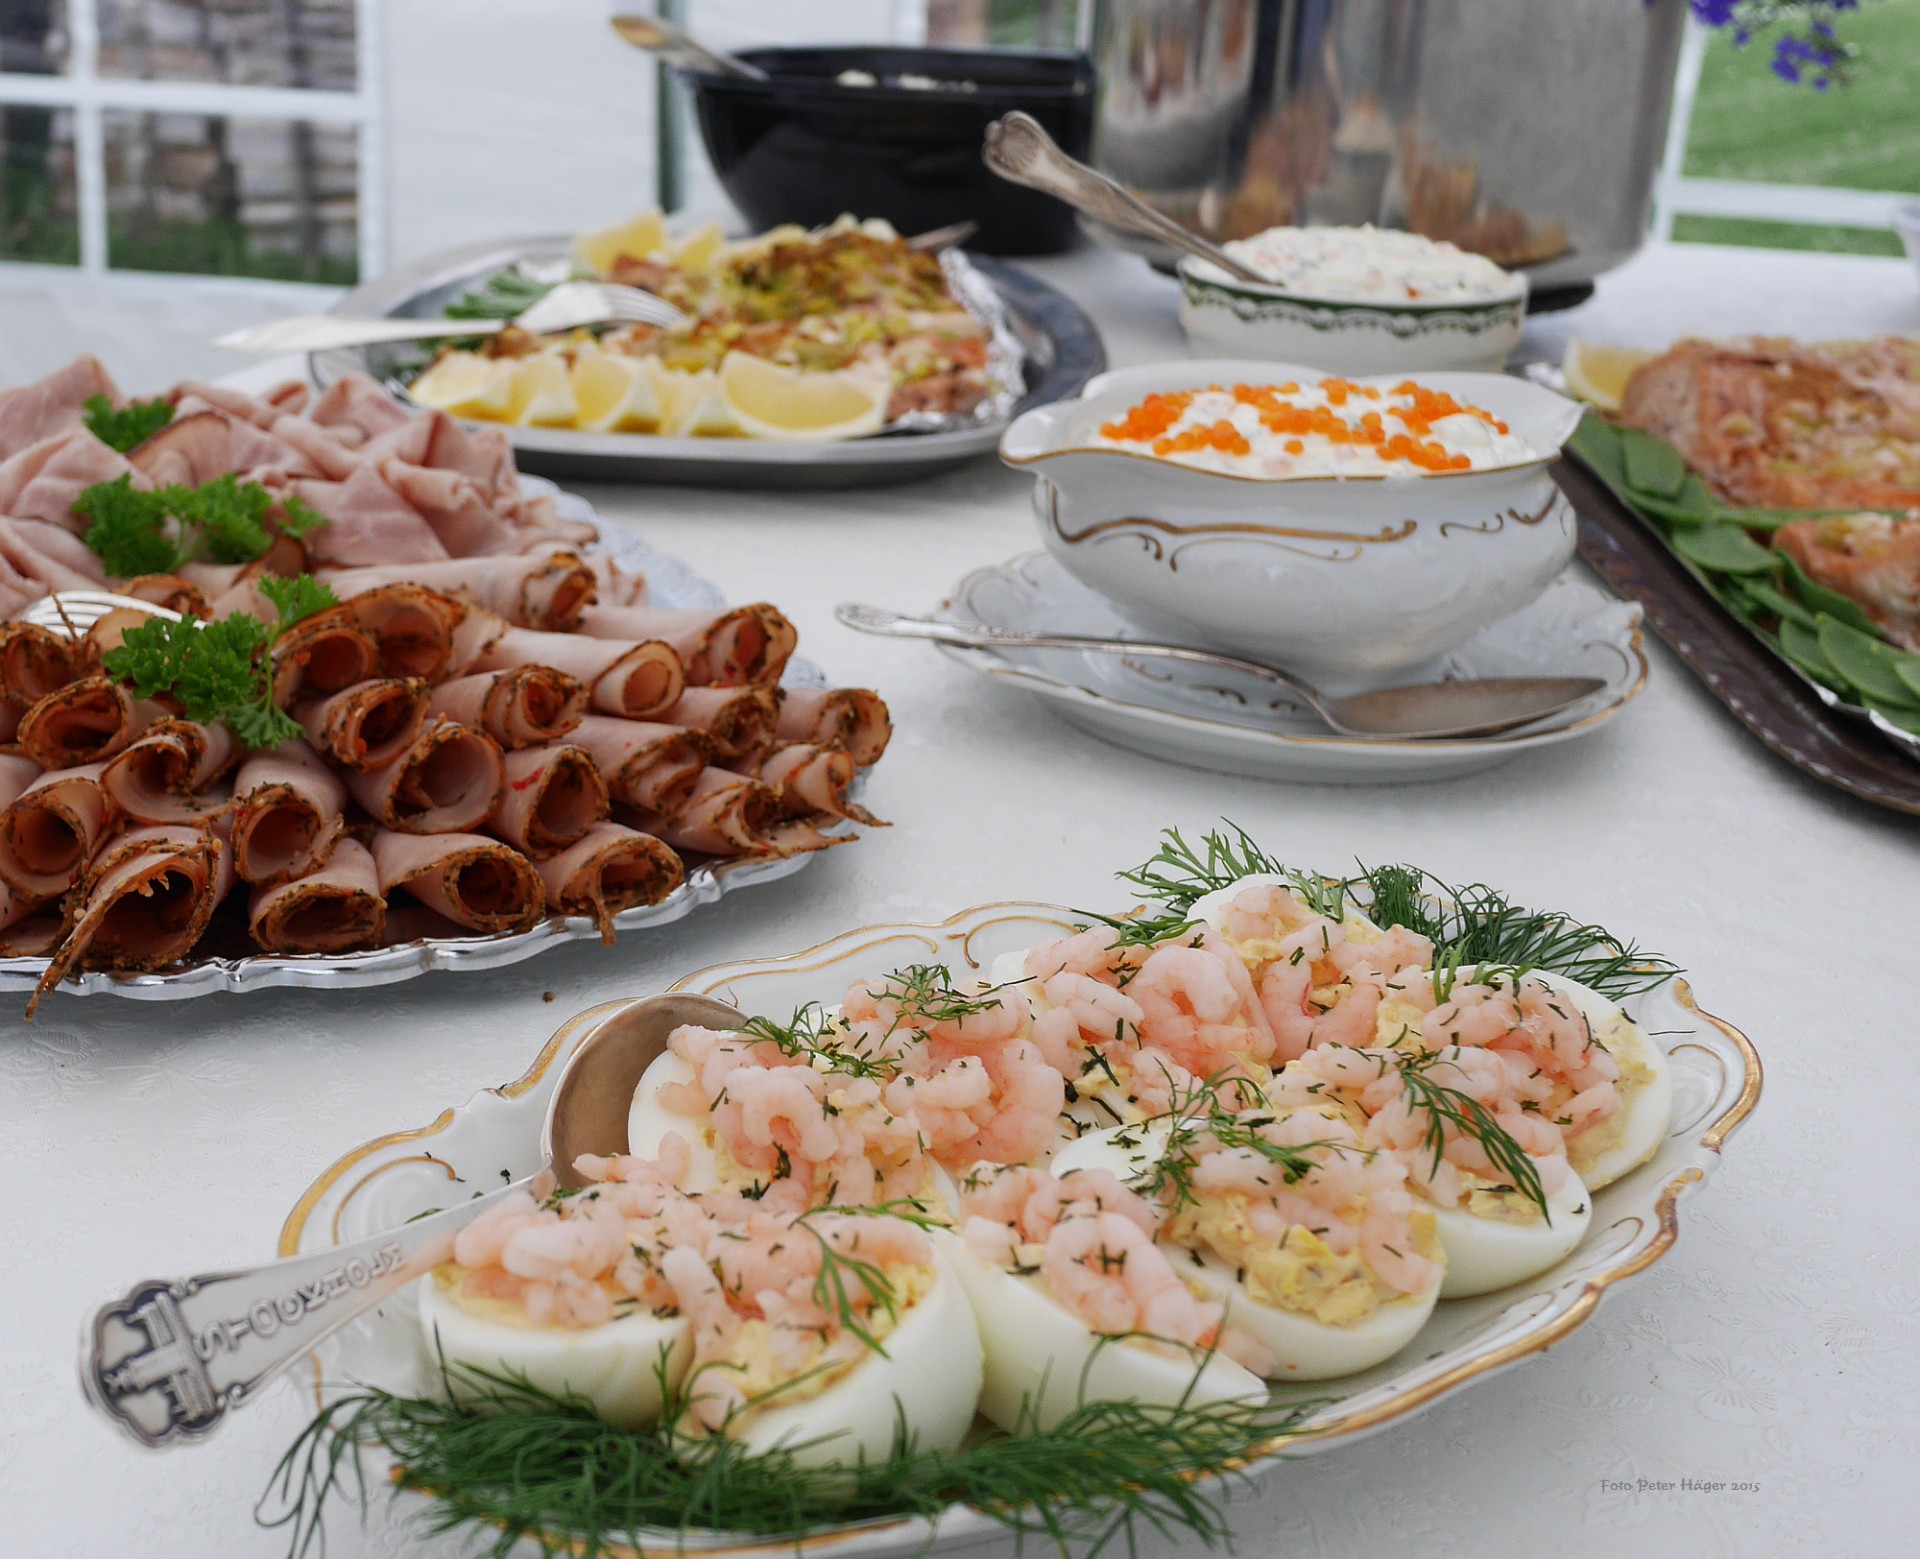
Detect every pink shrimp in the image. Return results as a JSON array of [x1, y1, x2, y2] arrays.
[[1022, 1166, 1159, 1240], [940, 1039, 1065, 1166], [1024, 926, 1149, 986], [1040, 1210, 1223, 1345], [1217, 882, 1323, 946], [1131, 941, 1277, 1072]]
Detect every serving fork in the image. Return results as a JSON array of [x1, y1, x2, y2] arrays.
[[213, 279, 692, 356], [21, 591, 183, 639]]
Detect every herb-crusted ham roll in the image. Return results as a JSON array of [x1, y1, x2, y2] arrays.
[[341, 581, 467, 682], [577, 602, 797, 687], [29, 823, 233, 1014], [100, 718, 238, 824], [0, 753, 39, 811], [664, 685, 783, 766], [230, 741, 346, 887], [490, 744, 609, 859], [321, 547, 597, 631], [248, 838, 385, 954], [472, 626, 684, 720], [345, 719, 505, 835], [0, 872, 50, 940], [15, 675, 162, 770], [371, 830, 545, 934], [774, 688, 892, 766], [118, 573, 211, 618], [1, 622, 87, 743], [741, 742, 884, 826], [295, 677, 431, 770], [629, 767, 844, 858], [268, 603, 381, 705], [536, 822, 683, 941], [427, 666, 586, 751], [0, 762, 113, 896], [564, 715, 710, 819]]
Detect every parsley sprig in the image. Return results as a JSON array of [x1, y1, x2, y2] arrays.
[[101, 574, 339, 750], [82, 392, 173, 454], [71, 473, 328, 578]]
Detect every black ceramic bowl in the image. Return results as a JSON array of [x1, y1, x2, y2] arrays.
[[682, 46, 1093, 258]]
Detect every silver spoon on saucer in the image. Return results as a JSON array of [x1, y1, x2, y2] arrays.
[[838, 605, 1605, 740], [79, 991, 745, 1450]]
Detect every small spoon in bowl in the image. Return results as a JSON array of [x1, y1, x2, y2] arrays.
[[838, 605, 1606, 741], [78, 991, 745, 1450], [609, 13, 769, 80]]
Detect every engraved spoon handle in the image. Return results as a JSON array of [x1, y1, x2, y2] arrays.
[[981, 112, 1269, 285], [80, 1174, 541, 1448]]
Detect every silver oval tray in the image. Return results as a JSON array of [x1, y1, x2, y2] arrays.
[[0, 481, 830, 1003], [311, 235, 1107, 489]]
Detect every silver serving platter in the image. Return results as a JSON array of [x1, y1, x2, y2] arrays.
[[311, 235, 1106, 489], [0, 481, 831, 1002]]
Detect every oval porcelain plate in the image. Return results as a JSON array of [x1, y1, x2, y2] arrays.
[[282, 901, 1760, 1559]]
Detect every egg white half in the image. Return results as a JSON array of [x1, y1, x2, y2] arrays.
[[1181, 1252, 1439, 1380], [695, 1245, 983, 1469], [418, 1271, 691, 1430], [1432, 1167, 1591, 1298], [937, 1229, 1266, 1433], [627, 1048, 724, 1190], [1188, 874, 1383, 941]]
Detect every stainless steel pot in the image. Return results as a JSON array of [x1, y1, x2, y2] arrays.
[[1082, 0, 1686, 290]]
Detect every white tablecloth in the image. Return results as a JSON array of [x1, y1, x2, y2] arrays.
[[5, 240, 1918, 1557]]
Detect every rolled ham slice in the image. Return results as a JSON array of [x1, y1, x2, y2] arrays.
[[100, 718, 237, 824], [443, 604, 510, 679], [371, 830, 545, 935], [345, 719, 504, 834], [565, 715, 710, 819], [664, 685, 782, 766], [269, 604, 381, 706], [578, 602, 797, 687], [629, 767, 844, 859], [119, 574, 211, 618], [584, 553, 647, 609], [0, 763, 114, 896], [536, 822, 683, 942], [1, 872, 51, 940], [320, 548, 597, 631], [15, 676, 162, 770], [295, 677, 430, 770], [473, 626, 683, 720], [0, 753, 39, 811], [489, 743, 609, 859], [248, 838, 385, 954], [775, 687, 893, 767], [1, 622, 86, 743], [427, 666, 585, 751], [340, 582, 467, 682], [29, 823, 234, 1015], [743, 743, 884, 827], [230, 741, 346, 887]]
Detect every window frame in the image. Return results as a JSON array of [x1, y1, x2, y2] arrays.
[[0, 0, 384, 285]]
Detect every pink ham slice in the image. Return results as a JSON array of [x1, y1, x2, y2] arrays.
[[295, 677, 430, 770], [15, 676, 162, 770], [664, 685, 783, 766], [307, 372, 414, 447], [472, 626, 683, 720], [129, 408, 316, 487], [320, 548, 597, 631], [371, 829, 545, 935], [0, 754, 39, 810], [490, 743, 609, 859], [584, 553, 647, 609], [374, 457, 520, 556], [119, 573, 211, 618], [248, 838, 386, 954], [627, 767, 844, 858], [0, 763, 114, 896], [345, 719, 504, 834], [427, 666, 585, 752], [265, 603, 382, 706], [578, 602, 797, 687], [100, 718, 238, 824], [0, 515, 108, 618], [296, 464, 450, 567], [0, 354, 116, 460], [169, 379, 305, 432], [443, 604, 510, 679], [0, 622, 86, 743], [564, 715, 711, 819], [776, 688, 893, 766], [742, 743, 885, 827], [536, 822, 683, 942], [230, 741, 346, 887], [29, 823, 235, 1014], [340, 582, 466, 682], [0, 429, 148, 533]]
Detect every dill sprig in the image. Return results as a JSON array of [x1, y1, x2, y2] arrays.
[[260, 1370, 1316, 1559], [875, 963, 1024, 1033], [1140, 1104, 1348, 1215], [1396, 1051, 1549, 1220], [791, 1210, 902, 1356], [736, 1003, 888, 1081]]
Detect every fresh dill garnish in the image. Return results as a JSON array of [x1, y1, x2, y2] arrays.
[[1072, 904, 1196, 954], [736, 1002, 887, 1080], [82, 392, 173, 453], [71, 472, 328, 577], [791, 1210, 903, 1356], [259, 1365, 1318, 1559], [1395, 1050, 1549, 1220], [874, 963, 1024, 1033], [1142, 1103, 1348, 1215]]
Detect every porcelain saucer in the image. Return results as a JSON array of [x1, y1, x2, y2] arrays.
[[935, 552, 1647, 783]]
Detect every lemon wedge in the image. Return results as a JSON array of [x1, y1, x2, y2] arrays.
[[575, 210, 668, 276], [647, 362, 742, 437], [718, 351, 888, 442], [571, 352, 663, 433], [406, 352, 515, 421], [506, 354, 580, 427], [1563, 340, 1657, 413]]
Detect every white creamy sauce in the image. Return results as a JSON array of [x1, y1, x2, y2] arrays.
[[1205, 225, 1520, 304]]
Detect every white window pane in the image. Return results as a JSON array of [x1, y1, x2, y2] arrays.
[[0, 104, 79, 265], [97, 0, 357, 90]]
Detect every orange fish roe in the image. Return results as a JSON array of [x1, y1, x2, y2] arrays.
[[1153, 419, 1251, 458], [1099, 390, 1193, 443]]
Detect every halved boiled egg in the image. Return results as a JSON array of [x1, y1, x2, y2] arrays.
[[1430, 1167, 1591, 1298], [1187, 872, 1382, 940], [627, 1045, 725, 1190], [937, 1229, 1266, 1432], [683, 1246, 982, 1469], [417, 1267, 690, 1430]]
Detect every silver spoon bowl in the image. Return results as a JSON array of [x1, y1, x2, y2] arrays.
[[79, 991, 744, 1449], [838, 604, 1605, 741]]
